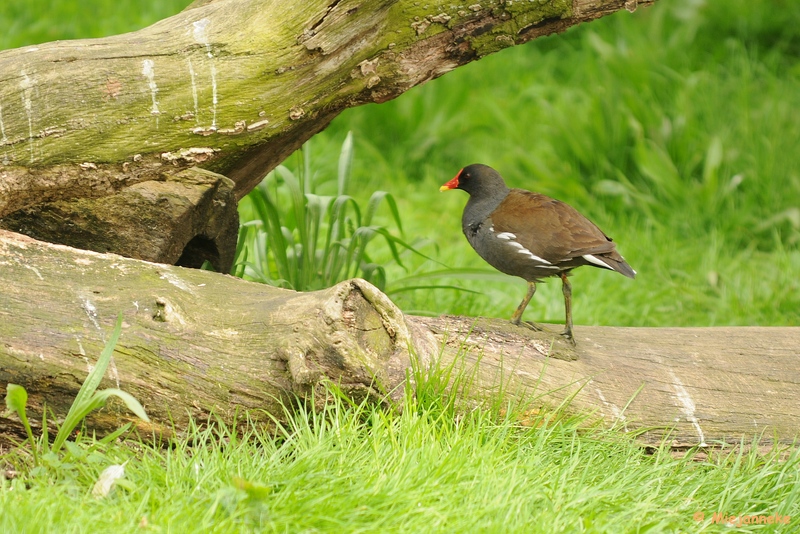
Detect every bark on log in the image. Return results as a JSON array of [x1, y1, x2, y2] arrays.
[[2, 229, 798, 451], [0, 0, 656, 265], [0, 229, 422, 446], [0, 168, 240, 272]]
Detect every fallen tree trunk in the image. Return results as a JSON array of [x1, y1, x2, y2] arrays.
[[2, 230, 798, 450], [0, 0, 656, 266]]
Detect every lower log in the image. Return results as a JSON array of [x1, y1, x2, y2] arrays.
[[0, 229, 421, 445], [420, 316, 800, 450], [1, 229, 798, 450]]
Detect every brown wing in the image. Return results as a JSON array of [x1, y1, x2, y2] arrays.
[[490, 189, 634, 277]]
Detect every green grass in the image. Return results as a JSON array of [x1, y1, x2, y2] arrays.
[[0, 0, 190, 50], [3, 378, 799, 533], [2, 0, 800, 531], [234, 132, 425, 293]]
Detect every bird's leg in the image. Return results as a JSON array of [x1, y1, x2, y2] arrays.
[[560, 272, 576, 345], [511, 281, 542, 331]]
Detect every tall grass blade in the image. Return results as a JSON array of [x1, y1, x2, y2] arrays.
[[338, 131, 354, 196], [51, 314, 149, 454]]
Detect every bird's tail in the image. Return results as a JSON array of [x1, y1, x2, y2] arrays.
[[603, 254, 636, 279]]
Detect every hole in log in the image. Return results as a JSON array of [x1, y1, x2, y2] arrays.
[[176, 235, 220, 270]]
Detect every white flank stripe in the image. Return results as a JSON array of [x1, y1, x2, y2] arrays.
[[517, 249, 553, 265], [583, 254, 614, 270], [494, 230, 554, 265]]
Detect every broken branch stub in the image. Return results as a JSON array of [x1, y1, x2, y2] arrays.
[[0, 168, 239, 271]]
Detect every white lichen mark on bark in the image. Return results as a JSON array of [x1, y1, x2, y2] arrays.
[[23, 264, 44, 280], [76, 337, 95, 374], [19, 71, 35, 163], [159, 271, 195, 293], [0, 101, 7, 143], [81, 296, 102, 331], [191, 18, 219, 131], [210, 63, 219, 129], [141, 59, 160, 128], [109, 357, 121, 388], [187, 58, 200, 124], [192, 17, 212, 58], [594, 387, 627, 429], [0, 101, 10, 165], [75, 309, 121, 388], [669, 370, 708, 447]]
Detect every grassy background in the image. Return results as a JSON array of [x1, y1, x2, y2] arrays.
[[3, 382, 800, 533], [2, 0, 800, 532]]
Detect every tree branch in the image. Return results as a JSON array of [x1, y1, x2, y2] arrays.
[[0, 0, 657, 218]]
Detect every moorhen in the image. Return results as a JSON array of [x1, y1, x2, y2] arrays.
[[440, 164, 635, 345]]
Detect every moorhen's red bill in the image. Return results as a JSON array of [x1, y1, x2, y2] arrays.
[[440, 164, 635, 345]]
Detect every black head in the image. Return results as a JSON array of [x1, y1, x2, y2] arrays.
[[440, 164, 509, 198]]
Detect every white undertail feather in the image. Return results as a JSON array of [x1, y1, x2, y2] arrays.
[[582, 254, 614, 270]]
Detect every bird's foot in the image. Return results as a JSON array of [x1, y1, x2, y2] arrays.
[[513, 318, 577, 346], [560, 328, 577, 346], [511, 318, 544, 332]]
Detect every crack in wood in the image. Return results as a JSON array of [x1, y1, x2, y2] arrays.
[[518, 15, 567, 36], [307, 0, 345, 35]]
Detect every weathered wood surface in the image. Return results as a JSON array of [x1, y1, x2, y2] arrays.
[[0, 230, 421, 444], [2, 230, 798, 450], [1, 168, 240, 271], [424, 316, 800, 449]]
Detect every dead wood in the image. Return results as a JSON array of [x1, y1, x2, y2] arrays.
[[2, 229, 797, 452]]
